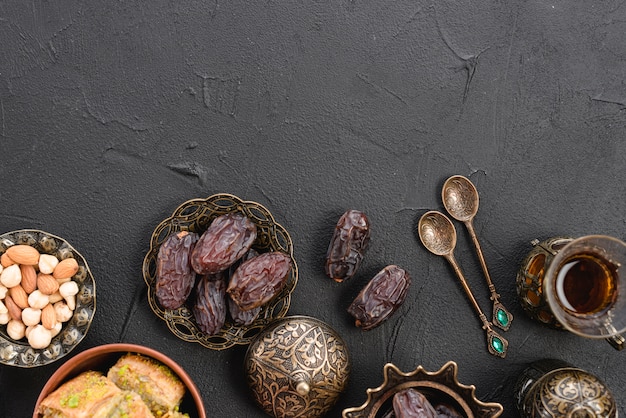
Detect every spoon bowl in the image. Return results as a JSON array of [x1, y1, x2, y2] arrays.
[[442, 175, 479, 222], [418, 211, 457, 256]]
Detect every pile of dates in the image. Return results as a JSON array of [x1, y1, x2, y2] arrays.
[[325, 209, 412, 330], [384, 388, 462, 418], [155, 213, 292, 335]]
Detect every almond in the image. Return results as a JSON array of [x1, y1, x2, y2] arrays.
[[41, 303, 57, 330], [4, 295, 22, 321], [8, 285, 29, 309], [53, 258, 79, 280], [37, 273, 60, 295], [0, 253, 15, 268], [20, 265, 38, 294], [5, 245, 40, 265]]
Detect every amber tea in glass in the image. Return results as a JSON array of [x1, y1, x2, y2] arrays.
[[544, 235, 626, 342], [555, 252, 617, 316]]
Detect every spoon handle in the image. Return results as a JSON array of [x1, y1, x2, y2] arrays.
[[444, 253, 486, 321], [444, 254, 508, 358], [465, 220, 514, 332]]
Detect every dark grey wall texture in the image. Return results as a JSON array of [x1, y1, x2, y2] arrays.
[[1, 1, 626, 417]]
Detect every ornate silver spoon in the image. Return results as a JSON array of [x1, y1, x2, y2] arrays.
[[418, 210, 508, 358], [442, 175, 513, 331]]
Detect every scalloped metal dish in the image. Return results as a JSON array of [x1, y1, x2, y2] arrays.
[[342, 361, 503, 418], [0, 230, 96, 368], [142, 193, 299, 351]]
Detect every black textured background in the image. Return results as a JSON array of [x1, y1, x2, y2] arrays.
[[1, 1, 626, 417]]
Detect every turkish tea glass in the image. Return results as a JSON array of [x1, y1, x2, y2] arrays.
[[544, 235, 626, 343]]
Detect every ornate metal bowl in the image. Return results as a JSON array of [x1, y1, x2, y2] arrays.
[[342, 361, 503, 418], [142, 193, 299, 350], [0, 229, 96, 368], [244, 316, 351, 418]]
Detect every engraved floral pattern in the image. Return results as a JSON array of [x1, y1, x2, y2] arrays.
[[525, 369, 617, 417], [245, 316, 350, 418]]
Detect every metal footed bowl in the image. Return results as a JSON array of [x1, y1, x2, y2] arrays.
[[142, 193, 299, 350], [0, 229, 96, 368], [342, 361, 503, 418]]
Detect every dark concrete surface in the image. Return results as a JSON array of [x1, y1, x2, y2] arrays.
[[1, 1, 626, 417]]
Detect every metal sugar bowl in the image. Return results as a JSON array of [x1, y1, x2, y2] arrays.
[[244, 316, 351, 418], [514, 359, 617, 418]]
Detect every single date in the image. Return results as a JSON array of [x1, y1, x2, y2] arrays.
[[347, 265, 411, 330], [227, 252, 292, 311], [191, 213, 257, 275], [156, 231, 199, 310], [325, 209, 370, 282]]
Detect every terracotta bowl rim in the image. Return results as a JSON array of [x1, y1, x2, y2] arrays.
[[32, 342, 206, 418]]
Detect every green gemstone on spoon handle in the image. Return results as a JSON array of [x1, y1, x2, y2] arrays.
[[442, 175, 514, 332], [487, 328, 508, 358], [418, 211, 508, 358]]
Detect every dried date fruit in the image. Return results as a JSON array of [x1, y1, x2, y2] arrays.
[[347, 265, 411, 330], [434, 403, 463, 418], [325, 209, 370, 282], [228, 248, 262, 325], [227, 252, 292, 311], [228, 296, 261, 325], [193, 272, 227, 335], [191, 213, 257, 275], [393, 388, 437, 418], [156, 231, 199, 310]]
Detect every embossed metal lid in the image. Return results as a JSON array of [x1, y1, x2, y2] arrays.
[[520, 363, 617, 418], [244, 315, 351, 418]]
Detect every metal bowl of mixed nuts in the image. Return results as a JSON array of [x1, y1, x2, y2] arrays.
[[0, 229, 96, 368], [142, 193, 299, 350]]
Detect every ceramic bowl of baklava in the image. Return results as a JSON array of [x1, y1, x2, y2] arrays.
[[33, 343, 206, 418]]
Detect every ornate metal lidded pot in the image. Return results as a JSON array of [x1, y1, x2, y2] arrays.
[[514, 359, 617, 418], [244, 316, 350, 418]]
